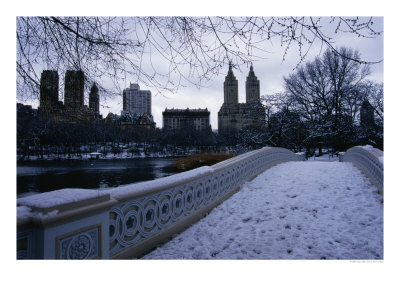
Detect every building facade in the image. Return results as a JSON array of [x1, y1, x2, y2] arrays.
[[360, 100, 375, 128], [163, 108, 211, 131], [105, 112, 156, 130], [89, 83, 100, 117], [122, 83, 152, 117], [39, 70, 60, 111], [64, 70, 85, 110], [218, 64, 265, 135]]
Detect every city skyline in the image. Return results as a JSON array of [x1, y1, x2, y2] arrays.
[[149, 30, 383, 130], [16, 17, 384, 130]]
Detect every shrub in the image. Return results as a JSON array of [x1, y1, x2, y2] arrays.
[[174, 153, 235, 171]]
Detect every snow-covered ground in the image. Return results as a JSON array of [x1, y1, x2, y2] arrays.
[[308, 153, 339, 162], [143, 161, 383, 260]]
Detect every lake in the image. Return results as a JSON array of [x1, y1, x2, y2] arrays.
[[17, 158, 181, 198]]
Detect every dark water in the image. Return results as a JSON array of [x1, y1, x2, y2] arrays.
[[17, 158, 180, 198]]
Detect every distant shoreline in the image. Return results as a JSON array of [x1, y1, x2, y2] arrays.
[[17, 153, 185, 162]]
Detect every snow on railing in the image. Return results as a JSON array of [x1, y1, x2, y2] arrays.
[[17, 147, 304, 259], [339, 145, 383, 195]]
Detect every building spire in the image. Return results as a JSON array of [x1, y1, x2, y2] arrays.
[[224, 62, 238, 104], [226, 62, 236, 80], [227, 62, 233, 76], [248, 64, 255, 77], [91, 82, 98, 92]]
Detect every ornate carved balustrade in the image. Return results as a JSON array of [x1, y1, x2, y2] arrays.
[[17, 147, 304, 259], [339, 145, 383, 194]]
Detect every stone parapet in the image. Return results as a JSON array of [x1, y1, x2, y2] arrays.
[[340, 145, 383, 195], [17, 147, 303, 259]]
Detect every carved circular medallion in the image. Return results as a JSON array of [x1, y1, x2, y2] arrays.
[[67, 234, 92, 259]]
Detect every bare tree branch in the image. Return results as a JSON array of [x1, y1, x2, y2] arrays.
[[17, 16, 382, 104]]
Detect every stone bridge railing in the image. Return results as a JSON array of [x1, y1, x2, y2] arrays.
[[17, 147, 305, 259], [339, 145, 383, 195]]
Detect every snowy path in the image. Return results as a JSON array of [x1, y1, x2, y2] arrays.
[[143, 161, 383, 260]]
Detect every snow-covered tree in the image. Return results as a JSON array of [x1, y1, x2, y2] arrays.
[[284, 47, 376, 151]]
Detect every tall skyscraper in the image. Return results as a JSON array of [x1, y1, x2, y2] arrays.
[[122, 83, 152, 117], [224, 63, 239, 105], [246, 65, 260, 105], [39, 70, 59, 110], [64, 70, 84, 109], [89, 82, 100, 116]]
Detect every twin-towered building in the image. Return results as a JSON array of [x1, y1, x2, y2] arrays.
[[218, 64, 265, 135], [39, 70, 101, 121]]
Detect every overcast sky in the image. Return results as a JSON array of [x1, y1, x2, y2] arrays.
[[98, 17, 384, 130], [15, 16, 384, 130]]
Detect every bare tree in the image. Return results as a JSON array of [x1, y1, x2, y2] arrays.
[[366, 81, 383, 123], [284, 47, 376, 151], [17, 16, 382, 104]]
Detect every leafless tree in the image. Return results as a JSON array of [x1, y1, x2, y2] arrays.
[[284, 47, 377, 151], [260, 92, 297, 125], [17, 16, 382, 104], [366, 81, 383, 123], [285, 47, 372, 121]]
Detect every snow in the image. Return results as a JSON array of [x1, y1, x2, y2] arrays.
[[359, 145, 374, 150], [111, 166, 213, 199], [355, 145, 383, 164], [17, 206, 33, 219], [143, 161, 383, 260], [17, 205, 58, 220], [308, 154, 339, 162], [17, 188, 109, 210]]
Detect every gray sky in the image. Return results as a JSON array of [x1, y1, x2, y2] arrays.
[[14, 16, 384, 130], [99, 17, 383, 129]]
